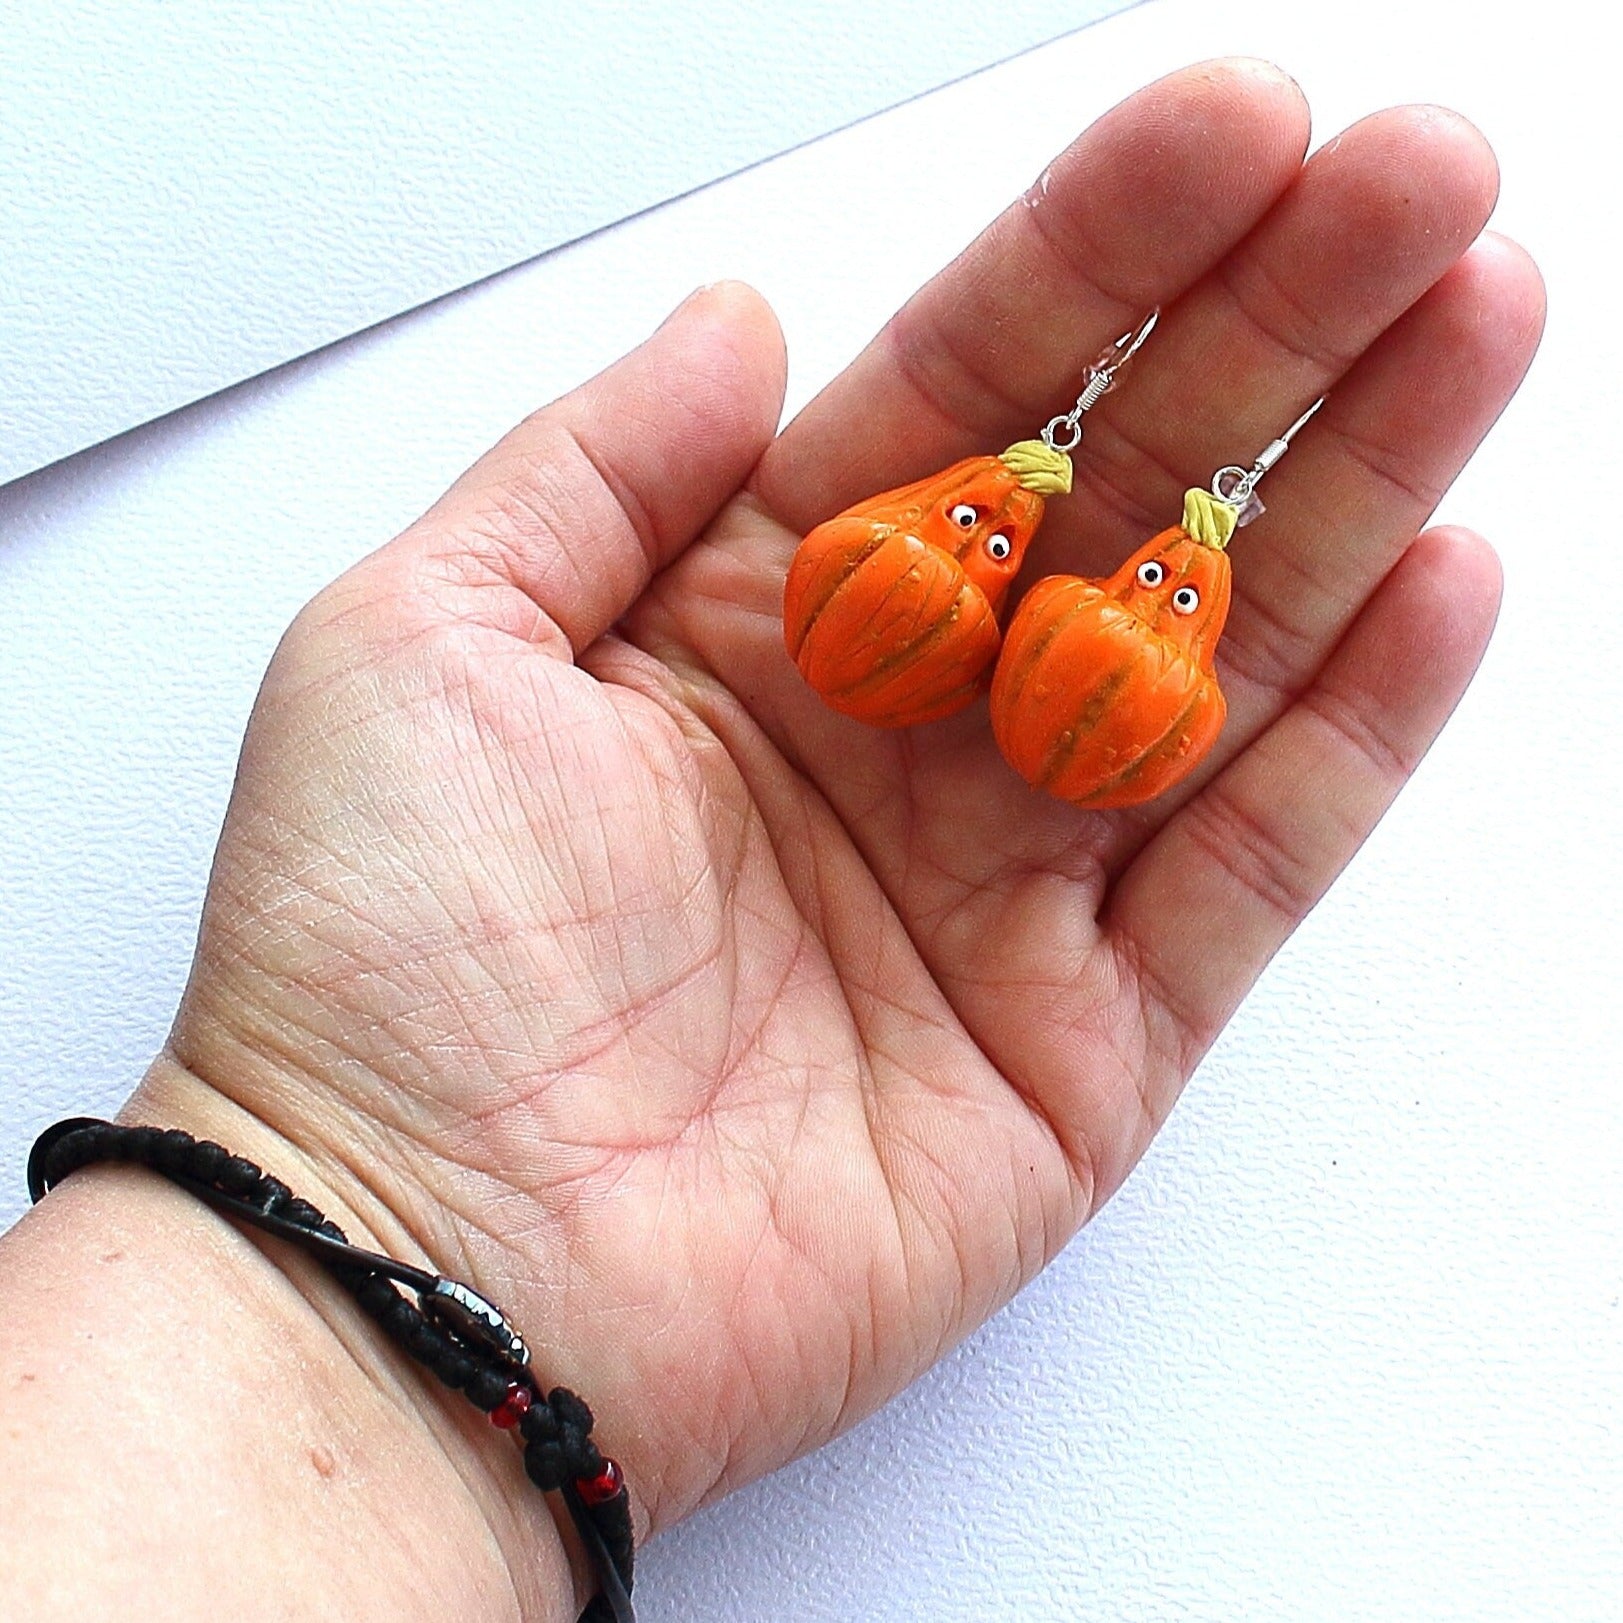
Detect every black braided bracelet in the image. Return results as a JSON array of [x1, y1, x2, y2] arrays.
[[26, 1116, 635, 1623]]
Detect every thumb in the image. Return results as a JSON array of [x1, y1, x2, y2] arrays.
[[395, 280, 786, 656]]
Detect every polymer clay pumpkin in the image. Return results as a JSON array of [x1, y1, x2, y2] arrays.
[[783, 441, 1071, 728], [989, 487, 1236, 809]]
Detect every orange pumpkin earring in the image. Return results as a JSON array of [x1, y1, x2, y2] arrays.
[[781, 311, 1158, 728], [989, 400, 1324, 810]]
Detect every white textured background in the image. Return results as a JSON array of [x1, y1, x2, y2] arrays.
[[0, 0, 1134, 484], [2, 0, 1619, 1617]]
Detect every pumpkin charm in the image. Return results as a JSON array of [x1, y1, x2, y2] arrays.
[[989, 487, 1236, 809], [783, 441, 1073, 727]]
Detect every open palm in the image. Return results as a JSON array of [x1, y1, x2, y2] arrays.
[[139, 61, 1543, 1548]]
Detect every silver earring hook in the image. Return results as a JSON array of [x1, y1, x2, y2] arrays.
[[1210, 397, 1325, 524], [1040, 308, 1159, 453]]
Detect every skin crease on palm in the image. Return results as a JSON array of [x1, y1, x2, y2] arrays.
[[123, 58, 1544, 1558]]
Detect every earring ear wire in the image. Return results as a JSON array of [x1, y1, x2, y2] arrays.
[[1211, 396, 1325, 526], [782, 310, 1161, 730], [1041, 308, 1160, 452], [989, 392, 1329, 810]]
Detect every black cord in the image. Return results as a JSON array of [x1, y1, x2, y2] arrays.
[[27, 1116, 635, 1623]]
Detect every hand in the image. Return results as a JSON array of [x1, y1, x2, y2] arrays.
[[132, 57, 1542, 1569]]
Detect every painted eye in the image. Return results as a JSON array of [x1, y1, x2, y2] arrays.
[[1172, 585, 1200, 615], [1136, 560, 1166, 588], [986, 533, 1012, 561], [949, 503, 978, 529]]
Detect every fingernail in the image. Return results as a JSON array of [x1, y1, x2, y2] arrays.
[[663, 284, 717, 324]]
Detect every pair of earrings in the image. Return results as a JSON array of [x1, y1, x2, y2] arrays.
[[781, 312, 1322, 809]]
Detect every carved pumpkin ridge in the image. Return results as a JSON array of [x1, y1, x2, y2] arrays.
[[1067, 682, 1222, 807], [782, 450, 1055, 728], [785, 524, 896, 658], [1036, 660, 1137, 790], [841, 588, 974, 696]]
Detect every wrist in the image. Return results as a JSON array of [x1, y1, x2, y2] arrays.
[[4, 1055, 579, 1623]]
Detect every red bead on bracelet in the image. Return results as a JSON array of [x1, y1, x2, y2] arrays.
[[28, 1116, 636, 1621], [489, 1382, 533, 1428], [576, 1459, 624, 1506]]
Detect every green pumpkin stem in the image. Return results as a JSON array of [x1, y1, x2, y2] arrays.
[[999, 440, 1072, 497], [1182, 487, 1238, 550]]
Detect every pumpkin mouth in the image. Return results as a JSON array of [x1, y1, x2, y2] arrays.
[[1109, 597, 1184, 639]]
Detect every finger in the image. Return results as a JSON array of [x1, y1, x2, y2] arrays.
[[1208, 233, 1545, 727], [1101, 526, 1501, 1183], [1090, 232, 1543, 849], [1027, 104, 1506, 582], [400, 281, 786, 655], [754, 58, 1312, 533]]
